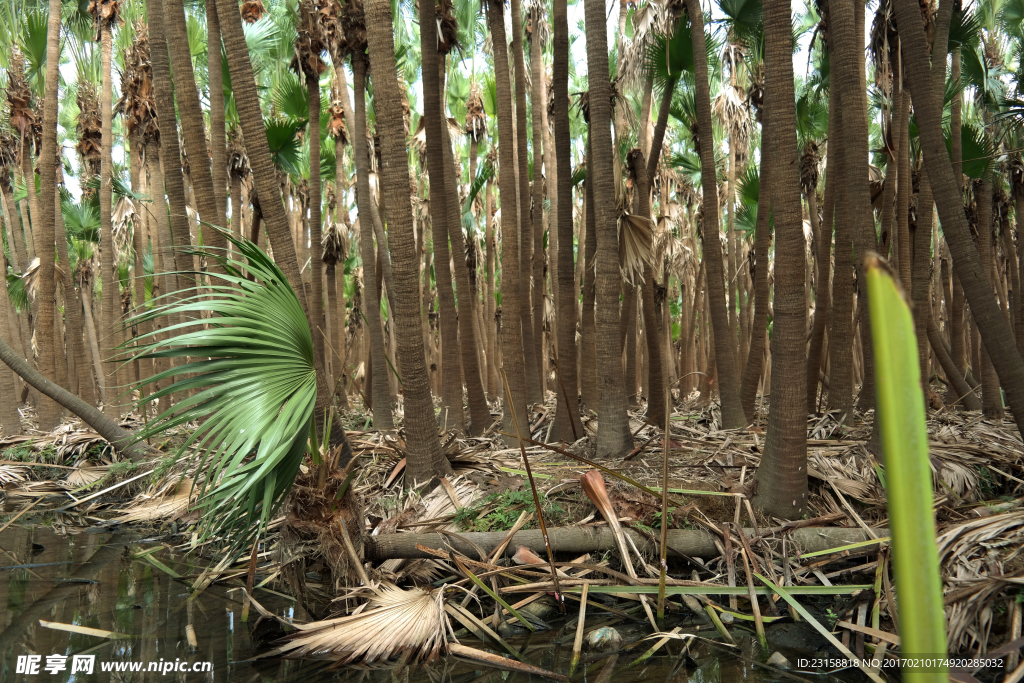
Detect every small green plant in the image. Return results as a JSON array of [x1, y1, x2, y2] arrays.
[[825, 607, 839, 628], [454, 489, 563, 533]]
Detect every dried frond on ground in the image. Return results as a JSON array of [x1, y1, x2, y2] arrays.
[[266, 584, 449, 662]]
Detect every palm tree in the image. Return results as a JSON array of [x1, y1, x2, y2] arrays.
[[549, 0, 583, 442], [292, 0, 328, 371], [683, 0, 746, 429], [215, 0, 355, 455], [485, 0, 529, 442], [509, 0, 541, 406], [207, 0, 229, 240], [893, 0, 1024, 443], [365, 0, 452, 481], [583, 0, 631, 456], [753, 0, 807, 517], [28, 0, 64, 430], [88, 0, 123, 418], [341, 6, 394, 430], [164, 0, 228, 260]]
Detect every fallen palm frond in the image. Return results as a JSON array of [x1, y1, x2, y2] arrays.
[[119, 478, 195, 523], [266, 583, 448, 663]]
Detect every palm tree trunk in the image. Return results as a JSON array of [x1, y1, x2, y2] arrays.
[[149, 1, 195, 292], [419, 45, 465, 430], [509, 0, 541, 406], [529, 22, 547, 400], [741, 151, 772, 421], [895, 90, 911, 289], [976, 169, 1003, 418], [439, 90, 491, 435], [805, 134, 831, 412], [365, 0, 451, 480], [550, 0, 584, 441], [0, 240, 21, 432], [584, 0, 631, 455], [683, 0, 745, 429], [308, 72, 326, 370], [350, 54, 394, 430], [580, 141, 598, 410], [894, 0, 1024, 439], [755, 0, 808, 517], [207, 0, 228, 236], [32, 0, 64, 429], [164, 0, 228, 262], [0, 332, 155, 461], [98, 18, 120, 419], [56, 191, 92, 407], [484, 179, 498, 399], [914, 163, 935, 395], [629, 152, 666, 426], [145, 140, 174, 395], [486, 0, 530, 439]]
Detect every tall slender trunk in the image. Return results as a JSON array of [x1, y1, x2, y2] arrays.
[[684, 0, 745, 428], [484, 179, 498, 399], [364, 0, 449, 478], [99, 19, 119, 418], [580, 157, 597, 409], [486, 0, 529, 439], [629, 151, 666, 426], [584, 0, 631, 455], [895, 90, 911, 290], [165, 0, 228, 262], [551, 0, 582, 440], [805, 129, 833, 411], [351, 54, 394, 429], [894, 0, 1024, 440], [419, 31, 465, 430], [146, 141, 174, 394], [439, 91, 491, 434], [510, 0, 541, 406], [308, 72, 326, 370], [755, 0, 808, 517], [914, 163, 934, 392], [207, 0, 228, 235], [0, 225, 21, 432], [828, 89, 854, 418], [741, 152, 772, 421], [32, 0, 64, 429], [529, 21, 547, 400], [976, 173, 1003, 417]]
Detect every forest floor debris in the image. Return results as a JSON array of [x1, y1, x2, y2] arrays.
[[1, 393, 1022, 675]]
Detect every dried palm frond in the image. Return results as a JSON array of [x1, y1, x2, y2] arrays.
[[322, 221, 347, 265], [267, 584, 449, 663], [326, 101, 349, 146], [618, 213, 655, 285], [116, 22, 158, 141], [241, 0, 267, 24], [76, 81, 103, 186], [292, 0, 329, 80], [800, 140, 822, 194], [119, 478, 194, 522], [64, 464, 109, 489], [87, 0, 122, 33], [112, 196, 137, 259], [464, 84, 487, 142], [436, 0, 459, 55], [0, 465, 29, 486], [5, 48, 39, 150]]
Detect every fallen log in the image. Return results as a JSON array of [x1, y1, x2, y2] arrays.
[[364, 527, 886, 561]]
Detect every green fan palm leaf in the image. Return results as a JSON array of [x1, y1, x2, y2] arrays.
[[123, 232, 317, 553]]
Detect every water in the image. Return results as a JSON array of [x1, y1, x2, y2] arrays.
[[0, 527, 856, 682]]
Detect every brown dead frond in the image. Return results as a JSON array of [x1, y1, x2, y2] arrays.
[[267, 583, 449, 663], [618, 213, 655, 285]]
